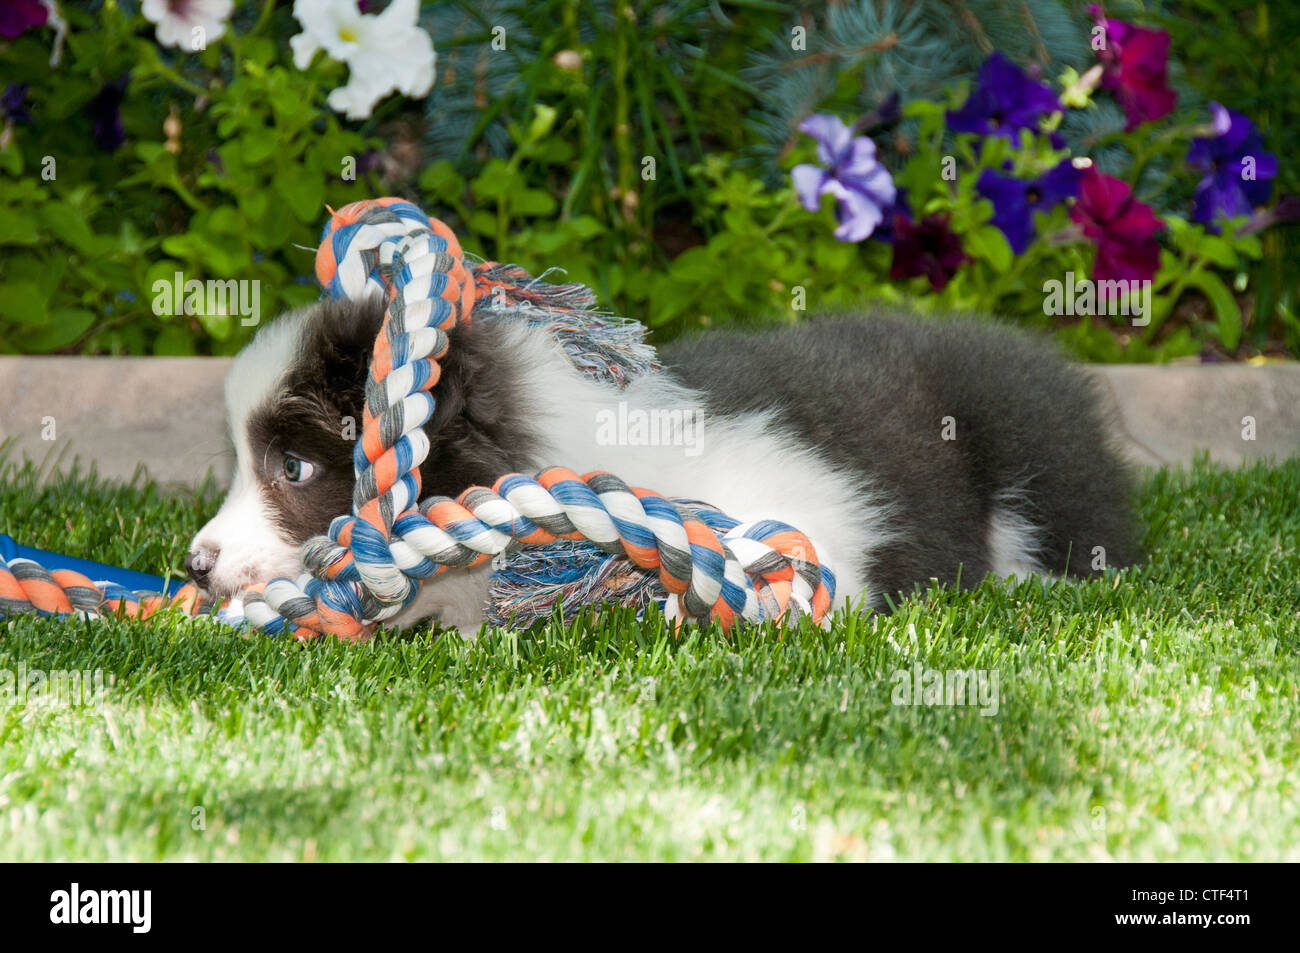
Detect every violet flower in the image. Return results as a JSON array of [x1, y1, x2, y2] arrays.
[[857, 92, 902, 133], [946, 51, 1061, 140], [1, 84, 33, 125], [872, 188, 912, 245], [976, 161, 1082, 254], [85, 75, 128, 152], [1187, 102, 1278, 226], [792, 114, 897, 242]]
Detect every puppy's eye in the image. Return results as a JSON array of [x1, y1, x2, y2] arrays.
[[282, 455, 316, 484]]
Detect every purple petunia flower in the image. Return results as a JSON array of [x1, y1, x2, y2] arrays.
[[858, 92, 902, 133], [1187, 102, 1278, 226], [85, 75, 128, 152], [871, 188, 913, 245], [791, 114, 897, 242], [0, 0, 48, 39], [1, 84, 32, 125], [946, 51, 1061, 140], [976, 160, 1082, 254]]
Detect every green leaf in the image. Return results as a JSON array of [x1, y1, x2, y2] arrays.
[[39, 203, 100, 256], [0, 281, 49, 325], [722, 263, 750, 304], [241, 190, 269, 222], [527, 228, 574, 255], [1197, 235, 1239, 268], [1188, 270, 1242, 351], [0, 212, 42, 245], [25, 308, 95, 352], [279, 284, 321, 310], [513, 188, 558, 217], [903, 99, 945, 120], [0, 140, 21, 175], [965, 225, 1013, 272], [566, 215, 605, 239], [1231, 232, 1263, 259], [240, 36, 276, 69], [818, 241, 857, 272], [241, 134, 278, 165], [117, 220, 149, 256], [134, 142, 169, 164], [206, 206, 246, 236], [467, 211, 497, 237], [198, 310, 234, 340], [153, 325, 197, 356], [419, 161, 465, 201], [668, 246, 715, 282], [274, 166, 325, 223], [472, 160, 523, 200], [647, 281, 698, 326], [33, 257, 67, 300]]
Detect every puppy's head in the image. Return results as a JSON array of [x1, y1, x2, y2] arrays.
[[187, 295, 538, 599]]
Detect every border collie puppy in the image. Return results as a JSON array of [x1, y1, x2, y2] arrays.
[[188, 298, 1137, 635]]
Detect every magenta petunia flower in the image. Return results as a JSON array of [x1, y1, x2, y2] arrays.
[[791, 114, 897, 242], [0, 0, 48, 39], [1090, 5, 1177, 131], [1070, 167, 1164, 284], [889, 214, 969, 291]]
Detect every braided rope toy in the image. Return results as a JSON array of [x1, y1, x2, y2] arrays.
[[0, 199, 836, 639]]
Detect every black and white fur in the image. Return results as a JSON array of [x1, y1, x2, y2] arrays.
[[188, 298, 1137, 634]]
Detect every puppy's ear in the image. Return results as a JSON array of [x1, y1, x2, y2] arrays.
[[312, 295, 388, 394]]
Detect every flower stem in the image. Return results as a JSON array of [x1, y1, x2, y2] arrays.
[[1127, 125, 1191, 187], [613, 7, 634, 231], [1142, 258, 1205, 343]]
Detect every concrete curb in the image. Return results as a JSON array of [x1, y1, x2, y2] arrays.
[[1083, 364, 1300, 469], [1, 357, 1297, 489], [0, 357, 234, 489]]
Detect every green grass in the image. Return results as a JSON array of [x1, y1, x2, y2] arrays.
[[1, 451, 1298, 861]]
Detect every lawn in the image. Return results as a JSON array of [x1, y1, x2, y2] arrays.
[[0, 451, 1297, 861]]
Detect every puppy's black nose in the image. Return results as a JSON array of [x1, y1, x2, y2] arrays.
[[186, 547, 218, 588]]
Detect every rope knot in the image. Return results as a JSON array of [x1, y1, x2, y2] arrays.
[[307, 199, 478, 621]]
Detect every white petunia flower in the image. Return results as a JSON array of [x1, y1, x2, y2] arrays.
[[289, 0, 368, 67], [291, 0, 437, 121], [141, 0, 233, 51]]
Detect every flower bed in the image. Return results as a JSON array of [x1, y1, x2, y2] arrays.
[[0, 1, 1294, 360]]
